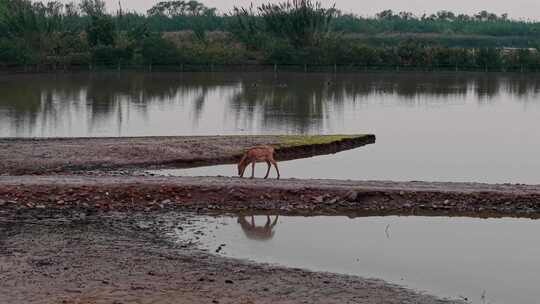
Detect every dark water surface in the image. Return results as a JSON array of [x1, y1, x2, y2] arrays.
[[2, 71, 540, 183], [169, 215, 540, 304]]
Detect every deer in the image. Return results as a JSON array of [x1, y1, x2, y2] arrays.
[[237, 145, 280, 180], [237, 215, 279, 241]]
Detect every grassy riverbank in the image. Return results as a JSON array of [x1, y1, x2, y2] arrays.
[[2, 1, 540, 71]]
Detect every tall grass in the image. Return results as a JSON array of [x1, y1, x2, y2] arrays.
[[1, 0, 540, 69]]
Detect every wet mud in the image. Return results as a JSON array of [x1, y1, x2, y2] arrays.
[[0, 211, 462, 304]]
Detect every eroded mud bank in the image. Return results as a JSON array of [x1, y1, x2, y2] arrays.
[[0, 135, 375, 175], [1, 176, 540, 218]]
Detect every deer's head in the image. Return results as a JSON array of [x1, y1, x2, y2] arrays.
[[238, 160, 247, 177]]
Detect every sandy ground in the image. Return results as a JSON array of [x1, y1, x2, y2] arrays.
[[0, 211, 463, 304], [0, 135, 374, 175]]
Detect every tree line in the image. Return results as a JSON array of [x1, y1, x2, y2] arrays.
[[1, 0, 540, 70]]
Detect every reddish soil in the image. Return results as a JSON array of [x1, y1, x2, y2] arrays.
[[1, 175, 540, 218]]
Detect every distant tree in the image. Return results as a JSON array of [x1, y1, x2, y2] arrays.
[[79, 0, 105, 17], [65, 2, 78, 17], [147, 1, 216, 43], [376, 9, 394, 20], [86, 15, 115, 46], [140, 34, 179, 65], [396, 39, 429, 65], [476, 48, 502, 68], [79, 0, 115, 47], [232, 0, 337, 49], [0, 37, 37, 65], [0, 0, 47, 36], [436, 10, 455, 21], [475, 10, 499, 22], [398, 11, 414, 20], [147, 1, 215, 17], [229, 5, 264, 49]]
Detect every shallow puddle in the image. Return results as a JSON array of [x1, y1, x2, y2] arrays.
[[168, 215, 540, 304]]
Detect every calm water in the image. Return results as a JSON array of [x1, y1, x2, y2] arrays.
[[169, 215, 540, 304], [2, 71, 540, 183]]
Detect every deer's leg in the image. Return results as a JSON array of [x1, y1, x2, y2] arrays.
[[271, 160, 281, 180], [251, 161, 256, 179], [271, 215, 279, 228], [264, 161, 271, 179]]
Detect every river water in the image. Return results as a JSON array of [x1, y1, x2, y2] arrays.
[[1, 71, 539, 183]]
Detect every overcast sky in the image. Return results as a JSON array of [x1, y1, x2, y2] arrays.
[[86, 0, 540, 20]]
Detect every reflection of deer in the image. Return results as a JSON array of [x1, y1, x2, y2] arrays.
[[237, 216, 279, 241], [237, 146, 280, 179]]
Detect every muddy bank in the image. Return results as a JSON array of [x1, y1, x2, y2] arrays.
[[0, 135, 375, 175], [0, 211, 462, 304], [1, 175, 540, 218]]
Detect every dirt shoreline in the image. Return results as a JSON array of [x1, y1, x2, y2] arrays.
[[0, 135, 375, 175], [0, 211, 464, 304], [1, 175, 540, 218]]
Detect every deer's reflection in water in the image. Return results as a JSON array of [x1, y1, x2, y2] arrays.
[[237, 216, 279, 241]]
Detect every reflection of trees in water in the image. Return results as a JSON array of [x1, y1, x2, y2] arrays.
[[0, 72, 238, 136], [80, 73, 231, 129], [229, 73, 341, 134], [351, 73, 469, 101], [228, 73, 473, 132], [0, 75, 86, 136], [0, 81, 41, 136], [1, 72, 540, 136], [473, 74, 500, 102], [505, 74, 540, 105]]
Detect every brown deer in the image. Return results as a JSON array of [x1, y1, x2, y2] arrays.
[[237, 145, 280, 179]]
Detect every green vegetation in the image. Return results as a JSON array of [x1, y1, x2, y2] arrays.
[[276, 135, 372, 149], [2, 0, 540, 70], [226, 135, 372, 156]]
